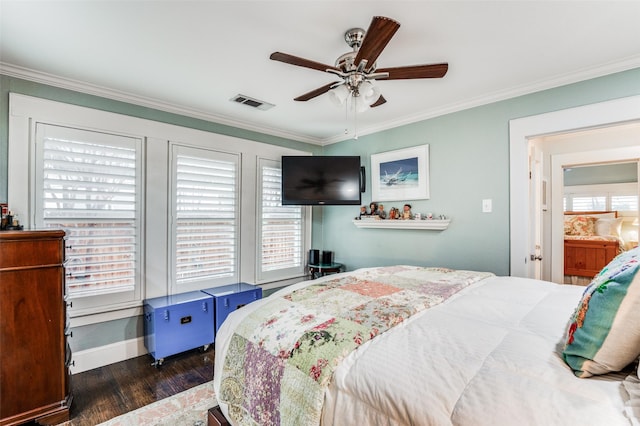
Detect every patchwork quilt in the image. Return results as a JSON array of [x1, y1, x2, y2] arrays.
[[216, 265, 494, 426]]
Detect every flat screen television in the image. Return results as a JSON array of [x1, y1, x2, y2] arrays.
[[281, 156, 363, 205]]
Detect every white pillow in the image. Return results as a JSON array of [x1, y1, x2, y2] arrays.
[[595, 217, 623, 237]]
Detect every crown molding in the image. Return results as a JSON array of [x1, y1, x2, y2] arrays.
[[0, 62, 324, 146], [322, 54, 640, 145], [4, 55, 640, 148]]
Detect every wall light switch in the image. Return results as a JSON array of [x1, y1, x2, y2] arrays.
[[482, 199, 492, 213]]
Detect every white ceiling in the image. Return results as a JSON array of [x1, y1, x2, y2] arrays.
[[2, 1, 640, 145]]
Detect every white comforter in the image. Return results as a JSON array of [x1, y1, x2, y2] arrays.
[[214, 272, 631, 426]]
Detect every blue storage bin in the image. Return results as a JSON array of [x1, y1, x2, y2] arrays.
[[143, 290, 214, 365], [201, 283, 262, 333]]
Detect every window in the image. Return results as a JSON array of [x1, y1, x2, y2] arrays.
[[11, 94, 311, 322], [564, 183, 638, 213], [35, 123, 142, 311], [257, 158, 306, 282], [612, 195, 639, 212], [170, 145, 240, 292], [569, 196, 606, 212]]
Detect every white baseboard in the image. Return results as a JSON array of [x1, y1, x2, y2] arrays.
[[70, 337, 148, 374]]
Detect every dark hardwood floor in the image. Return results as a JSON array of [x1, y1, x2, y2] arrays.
[[26, 348, 214, 426], [21, 287, 285, 426]]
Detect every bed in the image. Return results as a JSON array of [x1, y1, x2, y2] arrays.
[[564, 211, 626, 279], [212, 253, 640, 426]]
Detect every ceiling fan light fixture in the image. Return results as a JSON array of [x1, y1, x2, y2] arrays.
[[361, 81, 381, 106], [354, 94, 370, 113], [329, 84, 350, 107]]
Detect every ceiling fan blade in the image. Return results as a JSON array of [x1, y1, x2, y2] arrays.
[[375, 63, 449, 80], [370, 95, 387, 108], [354, 16, 401, 71], [270, 52, 339, 73], [294, 82, 340, 101]]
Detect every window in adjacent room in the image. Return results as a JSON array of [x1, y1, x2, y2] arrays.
[[34, 123, 143, 313], [566, 195, 607, 211], [611, 194, 639, 212], [563, 162, 638, 213], [256, 158, 307, 282], [170, 144, 240, 293], [564, 188, 637, 212]]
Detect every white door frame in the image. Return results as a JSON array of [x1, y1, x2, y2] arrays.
[[509, 94, 640, 278], [529, 144, 544, 279]]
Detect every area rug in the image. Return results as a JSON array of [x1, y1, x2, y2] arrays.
[[97, 380, 215, 426]]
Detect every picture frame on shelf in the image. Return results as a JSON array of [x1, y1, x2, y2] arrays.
[[371, 144, 430, 202]]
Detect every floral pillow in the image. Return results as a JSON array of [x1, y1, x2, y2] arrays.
[[564, 216, 573, 235], [564, 215, 598, 236], [562, 247, 640, 377]]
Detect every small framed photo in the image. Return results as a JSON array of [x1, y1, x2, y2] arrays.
[[371, 144, 430, 202]]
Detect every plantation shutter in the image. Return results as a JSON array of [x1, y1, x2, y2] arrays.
[[35, 123, 141, 299], [257, 159, 305, 281], [172, 145, 239, 289], [611, 194, 638, 212], [565, 187, 638, 213], [570, 196, 606, 211]]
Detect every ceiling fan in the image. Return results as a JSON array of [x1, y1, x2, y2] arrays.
[[270, 16, 448, 109]]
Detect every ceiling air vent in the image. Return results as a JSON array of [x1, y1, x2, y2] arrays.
[[230, 94, 275, 111]]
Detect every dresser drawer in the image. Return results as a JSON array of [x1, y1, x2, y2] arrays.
[[0, 230, 65, 269]]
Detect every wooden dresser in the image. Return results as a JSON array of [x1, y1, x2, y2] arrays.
[[0, 230, 72, 426]]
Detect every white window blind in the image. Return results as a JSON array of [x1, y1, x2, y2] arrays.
[[612, 195, 639, 212], [564, 183, 638, 213], [35, 124, 141, 300], [257, 159, 305, 281], [172, 146, 239, 289], [570, 196, 606, 212]]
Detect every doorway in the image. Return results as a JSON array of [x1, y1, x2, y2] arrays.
[[529, 124, 640, 283], [509, 94, 640, 279], [560, 161, 639, 285], [548, 148, 639, 283]]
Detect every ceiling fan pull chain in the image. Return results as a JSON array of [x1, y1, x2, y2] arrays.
[[353, 99, 359, 140], [344, 97, 349, 135]]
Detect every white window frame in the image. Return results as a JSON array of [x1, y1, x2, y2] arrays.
[[564, 182, 638, 214], [169, 143, 241, 293], [256, 157, 308, 282], [33, 123, 144, 314], [8, 93, 311, 325]]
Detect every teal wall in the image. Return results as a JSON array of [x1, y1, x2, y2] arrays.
[[2, 68, 640, 358], [4, 69, 640, 277], [322, 67, 640, 275]]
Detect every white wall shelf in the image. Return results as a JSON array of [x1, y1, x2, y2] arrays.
[[352, 219, 450, 230]]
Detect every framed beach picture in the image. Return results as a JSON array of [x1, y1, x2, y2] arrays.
[[371, 144, 430, 202]]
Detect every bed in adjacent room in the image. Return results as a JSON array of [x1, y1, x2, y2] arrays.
[[564, 210, 626, 280], [212, 251, 640, 425]]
